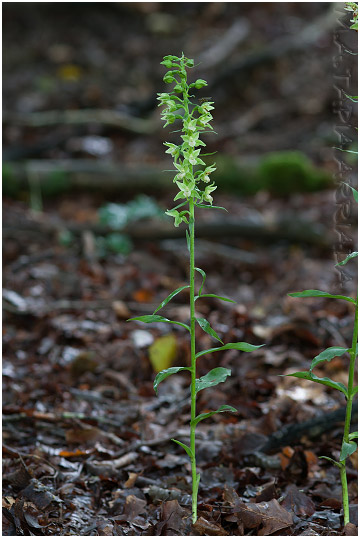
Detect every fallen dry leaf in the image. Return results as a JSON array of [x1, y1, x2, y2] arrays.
[[281, 484, 316, 516], [193, 516, 228, 535]]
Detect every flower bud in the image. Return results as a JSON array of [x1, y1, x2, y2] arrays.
[[194, 79, 208, 89]]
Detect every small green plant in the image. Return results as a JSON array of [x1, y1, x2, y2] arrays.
[[128, 53, 263, 524], [286, 186, 358, 527]]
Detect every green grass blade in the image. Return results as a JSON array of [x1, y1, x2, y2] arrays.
[[195, 342, 264, 360], [153, 285, 190, 314]]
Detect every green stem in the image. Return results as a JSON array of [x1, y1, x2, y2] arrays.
[[189, 197, 198, 524], [340, 297, 358, 526]]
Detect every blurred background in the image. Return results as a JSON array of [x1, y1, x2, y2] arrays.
[[2, 3, 358, 535]]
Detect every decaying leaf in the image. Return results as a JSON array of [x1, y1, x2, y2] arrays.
[[281, 484, 316, 516], [192, 516, 228, 535]]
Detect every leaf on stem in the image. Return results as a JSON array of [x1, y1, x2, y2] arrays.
[[128, 315, 190, 332], [196, 317, 224, 344], [153, 286, 190, 314], [342, 182, 359, 202], [195, 267, 206, 296], [171, 439, 194, 460], [340, 441, 357, 461], [351, 386, 358, 397], [319, 456, 342, 468], [186, 229, 190, 252], [195, 367, 231, 394], [349, 431, 358, 440], [310, 346, 350, 371], [195, 293, 236, 303], [288, 290, 356, 304], [284, 371, 348, 397], [191, 404, 237, 427], [195, 342, 264, 360], [153, 366, 191, 394], [195, 204, 227, 211], [336, 252, 358, 266]]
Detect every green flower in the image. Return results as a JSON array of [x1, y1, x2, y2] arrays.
[[164, 143, 180, 159], [203, 182, 217, 204]]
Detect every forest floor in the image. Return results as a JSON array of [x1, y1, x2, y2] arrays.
[[2, 188, 358, 536]]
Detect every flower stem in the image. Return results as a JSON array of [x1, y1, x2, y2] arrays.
[[340, 297, 358, 526], [189, 197, 198, 524]]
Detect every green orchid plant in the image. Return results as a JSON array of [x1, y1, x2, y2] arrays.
[[286, 185, 358, 527], [128, 53, 263, 524]]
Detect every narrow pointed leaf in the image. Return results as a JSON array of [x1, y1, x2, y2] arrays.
[[191, 404, 237, 427], [343, 183, 358, 202], [195, 367, 231, 394], [196, 342, 264, 360], [195, 293, 236, 303], [153, 285, 190, 314], [186, 229, 190, 252], [319, 456, 342, 468], [285, 371, 348, 397], [196, 317, 224, 344], [288, 290, 356, 304], [153, 366, 191, 394], [171, 439, 194, 460], [128, 315, 190, 332], [351, 386, 358, 397], [310, 346, 349, 371], [195, 204, 227, 211], [195, 267, 206, 295], [336, 252, 358, 266], [340, 441, 357, 461], [349, 432, 358, 441]]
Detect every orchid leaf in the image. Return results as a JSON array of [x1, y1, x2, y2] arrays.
[[349, 432, 358, 441], [128, 315, 190, 332], [153, 285, 190, 314], [171, 439, 194, 460], [191, 404, 237, 427], [153, 366, 191, 394], [195, 293, 236, 303], [285, 371, 348, 397], [195, 367, 231, 394], [340, 441, 357, 461], [196, 317, 224, 344], [195, 267, 206, 295], [336, 252, 358, 266], [288, 290, 356, 304], [319, 456, 342, 468], [310, 347, 349, 371], [196, 342, 264, 360]]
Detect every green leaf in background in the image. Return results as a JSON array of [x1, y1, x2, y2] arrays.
[[195, 342, 264, 360], [153, 366, 191, 394], [171, 439, 194, 460], [340, 441, 357, 461], [310, 346, 350, 371], [99, 195, 163, 230], [344, 93, 358, 103], [195, 267, 206, 296], [127, 315, 190, 332], [153, 285, 190, 314], [195, 367, 231, 394], [285, 371, 348, 397], [191, 404, 237, 427], [195, 293, 236, 303], [336, 251, 358, 266], [104, 232, 133, 255], [349, 431, 358, 441], [288, 290, 356, 304], [149, 334, 177, 373], [196, 317, 224, 344]]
